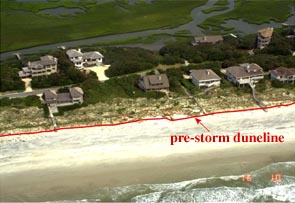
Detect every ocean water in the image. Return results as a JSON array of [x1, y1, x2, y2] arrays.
[[46, 161, 295, 203]]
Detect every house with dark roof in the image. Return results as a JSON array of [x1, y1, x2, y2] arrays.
[[190, 69, 221, 88], [270, 67, 295, 84], [226, 63, 264, 87], [66, 48, 104, 68], [19, 55, 58, 78], [257, 27, 273, 49], [138, 74, 169, 91], [191, 35, 223, 46], [43, 87, 84, 106]]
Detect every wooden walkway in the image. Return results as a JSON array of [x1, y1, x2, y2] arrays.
[[48, 105, 57, 129], [249, 82, 267, 112], [180, 85, 207, 114]]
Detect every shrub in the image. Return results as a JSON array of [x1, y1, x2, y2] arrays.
[[0, 58, 25, 92], [0, 95, 41, 108], [104, 47, 159, 77]]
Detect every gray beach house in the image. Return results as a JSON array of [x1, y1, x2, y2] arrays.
[[43, 87, 84, 106], [19, 55, 58, 78], [190, 69, 221, 88], [138, 74, 170, 91], [226, 63, 264, 87], [270, 67, 295, 84]]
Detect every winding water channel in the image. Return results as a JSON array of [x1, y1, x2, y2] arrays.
[[1, 0, 294, 59]]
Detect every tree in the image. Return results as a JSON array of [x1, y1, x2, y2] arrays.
[[0, 59, 25, 91], [105, 47, 159, 77], [238, 34, 256, 49]]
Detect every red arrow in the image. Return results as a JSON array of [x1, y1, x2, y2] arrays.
[[195, 118, 210, 132]]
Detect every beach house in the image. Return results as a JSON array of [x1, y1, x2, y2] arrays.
[[66, 49, 104, 68], [191, 35, 223, 46], [66, 49, 83, 68], [190, 69, 221, 88], [43, 87, 84, 106], [257, 27, 273, 49], [138, 74, 170, 91], [269, 67, 295, 84], [226, 63, 264, 87], [19, 55, 58, 78]]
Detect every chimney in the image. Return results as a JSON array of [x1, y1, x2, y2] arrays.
[[246, 64, 250, 73], [158, 75, 162, 80], [206, 70, 210, 75], [203, 36, 206, 41], [78, 48, 81, 53]]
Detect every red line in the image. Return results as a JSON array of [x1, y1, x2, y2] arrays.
[[1, 102, 294, 138], [200, 122, 210, 132]]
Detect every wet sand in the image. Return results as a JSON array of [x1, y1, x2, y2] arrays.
[[1, 104, 294, 202], [1, 143, 294, 202]]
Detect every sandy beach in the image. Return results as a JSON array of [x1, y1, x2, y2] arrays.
[[0, 104, 294, 201]]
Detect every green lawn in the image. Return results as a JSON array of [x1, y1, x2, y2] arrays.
[[199, 0, 294, 31], [1, 0, 206, 52]]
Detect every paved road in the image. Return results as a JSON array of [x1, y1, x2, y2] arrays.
[[0, 89, 54, 99], [0, 83, 76, 99]]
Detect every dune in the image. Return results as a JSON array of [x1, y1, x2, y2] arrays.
[[0, 104, 294, 201]]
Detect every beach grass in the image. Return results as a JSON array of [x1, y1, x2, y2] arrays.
[[199, 0, 294, 31], [1, 0, 206, 52]]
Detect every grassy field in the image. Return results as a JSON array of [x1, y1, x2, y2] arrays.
[[88, 33, 191, 47], [1, 0, 206, 52], [199, 0, 294, 31]]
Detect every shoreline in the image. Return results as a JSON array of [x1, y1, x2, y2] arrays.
[[0, 102, 294, 201], [1, 143, 294, 202]]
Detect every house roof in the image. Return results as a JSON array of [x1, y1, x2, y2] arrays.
[[28, 55, 57, 68], [82, 51, 104, 60], [190, 69, 221, 81], [66, 49, 83, 58], [226, 63, 264, 78], [18, 67, 32, 77], [43, 87, 84, 103], [69, 87, 84, 98], [193, 35, 223, 44], [270, 67, 295, 77], [140, 74, 169, 90], [40, 55, 57, 66], [18, 70, 31, 78], [290, 68, 295, 75], [30, 61, 43, 68], [57, 93, 73, 103], [44, 89, 57, 100], [257, 27, 273, 38], [22, 67, 31, 73]]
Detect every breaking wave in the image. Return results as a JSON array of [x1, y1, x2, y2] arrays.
[[42, 162, 295, 202]]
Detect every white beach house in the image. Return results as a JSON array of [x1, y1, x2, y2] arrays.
[[66, 49, 104, 68]]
